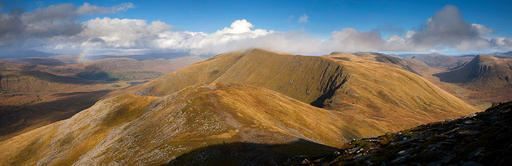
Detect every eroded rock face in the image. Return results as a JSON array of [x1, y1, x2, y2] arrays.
[[299, 101, 512, 166]]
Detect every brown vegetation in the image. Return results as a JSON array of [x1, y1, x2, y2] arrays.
[[0, 49, 481, 165]]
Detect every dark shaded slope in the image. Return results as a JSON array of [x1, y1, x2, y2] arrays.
[[354, 52, 420, 75], [301, 101, 512, 166], [167, 139, 338, 166], [0, 90, 110, 141]]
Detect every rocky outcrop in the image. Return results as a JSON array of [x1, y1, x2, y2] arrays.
[[294, 101, 512, 165]]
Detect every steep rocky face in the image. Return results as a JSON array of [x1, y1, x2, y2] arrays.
[[299, 101, 512, 166]]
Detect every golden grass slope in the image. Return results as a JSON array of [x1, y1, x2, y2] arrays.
[[137, 49, 476, 137], [0, 70, 114, 93], [0, 83, 348, 165], [0, 49, 479, 165], [137, 49, 348, 105], [432, 55, 512, 105], [325, 53, 477, 137]]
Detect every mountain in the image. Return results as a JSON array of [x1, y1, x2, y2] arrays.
[[402, 53, 474, 69], [0, 70, 109, 93], [0, 83, 350, 165], [353, 52, 421, 75], [0, 56, 201, 140], [434, 55, 512, 103], [435, 55, 512, 85], [304, 101, 512, 165], [0, 49, 477, 165], [137, 49, 476, 135], [81, 56, 202, 74], [0, 70, 119, 140], [390, 53, 512, 108], [492, 51, 512, 58], [2, 57, 66, 66]]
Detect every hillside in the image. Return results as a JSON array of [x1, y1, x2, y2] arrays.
[[0, 56, 200, 140], [0, 83, 349, 165], [353, 52, 421, 75], [137, 49, 476, 136], [433, 55, 512, 103], [0, 49, 478, 165], [0, 70, 111, 93], [323, 52, 476, 136], [302, 101, 512, 165], [0, 70, 119, 140], [402, 53, 474, 69], [363, 53, 512, 108], [435, 55, 512, 85]]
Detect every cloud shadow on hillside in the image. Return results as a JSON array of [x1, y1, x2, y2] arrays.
[[0, 90, 110, 140], [167, 139, 340, 166]]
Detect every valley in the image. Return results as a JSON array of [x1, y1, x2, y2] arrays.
[[0, 56, 201, 140], [400, 53, 512, 109]]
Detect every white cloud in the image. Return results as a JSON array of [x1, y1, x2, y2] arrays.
[[77, 2, 135, 15], [39, 16, 512, 56], [80, 18, 170, 48], [298, 14, 308, 23], [472, 23, 492, 36], [0, 2, 135, 57], [1, 3, 512, 58]]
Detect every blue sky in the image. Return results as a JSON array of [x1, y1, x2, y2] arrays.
[[1, 0, 511, 56], [5, 0, 511, 38]]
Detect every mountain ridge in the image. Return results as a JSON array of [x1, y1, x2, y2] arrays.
[[0, 48, 479, 165]]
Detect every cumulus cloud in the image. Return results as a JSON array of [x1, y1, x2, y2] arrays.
[[80, 18, 171, 48], [1, 3, 512, 58], [77, 2, 134, 15], [71, 5, 512, 55], [407, 5, 493, 51], [0, 2, 134, 56], [298, 14, 308, 23], [0, 3, 82, 50], [326, 28, 385, 52]]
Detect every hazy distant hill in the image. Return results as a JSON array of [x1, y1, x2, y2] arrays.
[[0, 49, 477, 165], [432, 55, 512, 104], [0, 56, 201, 140], [400, 53, 474, 69], [492, 51, 512, 58], [435, 55, 512, 85]]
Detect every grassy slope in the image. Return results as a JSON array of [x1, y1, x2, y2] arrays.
[[0, 70, 114, 93], [0, 49, 479, 165], [307, 101, 512, 165], [408, 55, 512, 108], [0, 83, 347, 165], [324, 53, 477, 138], [0, 56, 200, 140], [403, 53, 473, 69]]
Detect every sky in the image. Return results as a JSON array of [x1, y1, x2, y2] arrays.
[[1, 0, 511, 58]]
